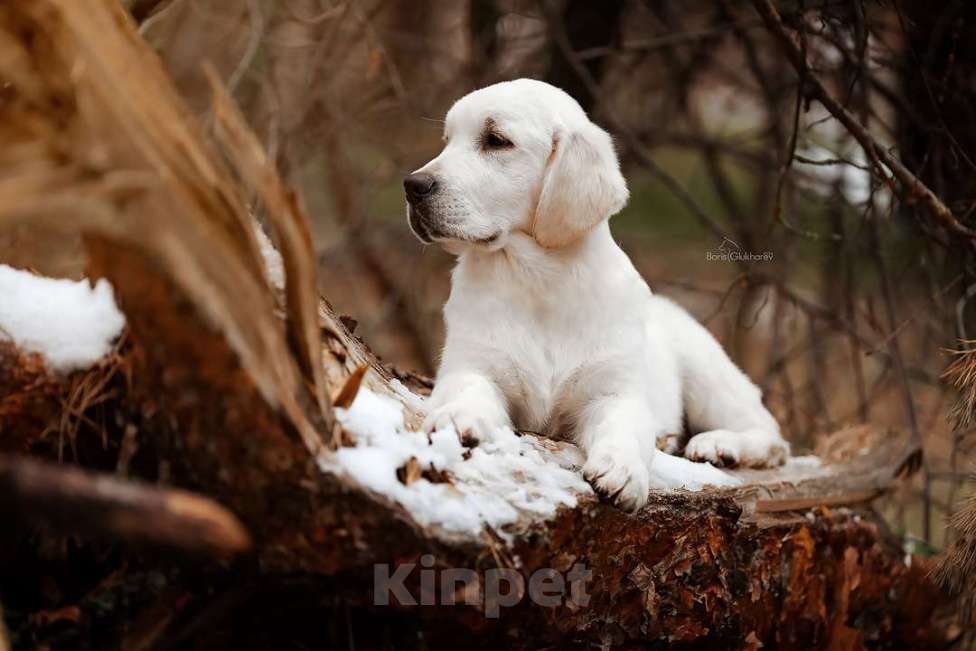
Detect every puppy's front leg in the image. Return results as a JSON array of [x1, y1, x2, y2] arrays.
[[423, 371, 511, 444], [576, 395, 657, 512]]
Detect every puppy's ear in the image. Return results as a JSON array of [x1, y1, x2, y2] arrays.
[[533, 122, 629, 248]]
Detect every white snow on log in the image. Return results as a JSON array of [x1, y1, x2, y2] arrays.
[[0, 264, 125, 372], [785, 455, 822, 469], [651, 451, 741, 491], [322, 387, 591, 539], [322, 386, 747, 539]]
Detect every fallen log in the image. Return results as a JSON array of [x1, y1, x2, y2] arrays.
[[0, 332, 946, 647], [0, 0, 950, 648]]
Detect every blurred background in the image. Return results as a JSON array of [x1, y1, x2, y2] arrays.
[[5, 0, 975, 553]]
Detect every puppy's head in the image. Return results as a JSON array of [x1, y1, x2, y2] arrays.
[[404, 79, 628, 251]]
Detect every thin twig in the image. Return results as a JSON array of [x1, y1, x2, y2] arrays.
[[794, 154, 871, 171], [225, 0, 263, 95]]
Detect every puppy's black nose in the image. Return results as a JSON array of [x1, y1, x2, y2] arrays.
[[404, 172, 437, 202]]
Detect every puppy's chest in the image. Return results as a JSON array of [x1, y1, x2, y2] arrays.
[[492, 320, 619, 431], [452, 263, 644, 428]]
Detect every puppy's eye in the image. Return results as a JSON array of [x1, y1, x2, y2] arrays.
[[482, 131, 513, 150]]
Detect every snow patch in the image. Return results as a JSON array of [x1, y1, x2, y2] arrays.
[[0, 264, 126, 372], [785, 455, 822, 469], [321, 387, 590, 538], [652, 451, 741, 490], [322, 386, 755, 539]]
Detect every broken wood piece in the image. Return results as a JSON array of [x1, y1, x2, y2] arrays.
[[753, 489, 882, 513], [332, 364, 368, 409], [0, 453, 251, 557]]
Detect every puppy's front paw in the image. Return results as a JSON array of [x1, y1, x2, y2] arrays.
[[422, 398, 508, 446], [582, 441, 651, 512], [685, 429, 788, 468]]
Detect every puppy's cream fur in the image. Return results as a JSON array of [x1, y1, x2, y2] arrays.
[[406, 79, 787, 511]]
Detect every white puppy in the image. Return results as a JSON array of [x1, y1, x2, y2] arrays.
[[404, 79, 787, 511]]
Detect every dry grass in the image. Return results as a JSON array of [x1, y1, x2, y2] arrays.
[[945, 344, 976, 431]]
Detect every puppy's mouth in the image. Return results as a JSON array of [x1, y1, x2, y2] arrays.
[[407, 205, 501, 247], [408, 205, 434, 243], [470, 232, 501, 245]]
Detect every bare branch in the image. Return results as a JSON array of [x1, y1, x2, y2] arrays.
[[751, 0, 976, 239]]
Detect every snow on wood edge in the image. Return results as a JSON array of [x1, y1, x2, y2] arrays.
[[321, 385, 762, 542], [0, 264, 125, 373]]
